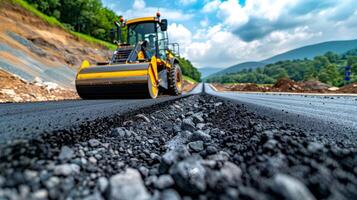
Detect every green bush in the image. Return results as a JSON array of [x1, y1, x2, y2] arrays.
[[177, 57, 201, 82]]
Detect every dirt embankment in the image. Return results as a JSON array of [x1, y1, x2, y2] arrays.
[[182, 79, 198, 93], [214, 78, 357, 94], [0, 2, 111, 102], [0, 69, 78, 103]]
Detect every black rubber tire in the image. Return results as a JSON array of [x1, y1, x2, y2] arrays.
[[168, 63, 183, 95]]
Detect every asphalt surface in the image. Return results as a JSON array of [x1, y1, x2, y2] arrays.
[[206, 84, 357, 144], [1, 82, 356, 145], [0, 84, 203, 144], [1, 90, 355, 200]]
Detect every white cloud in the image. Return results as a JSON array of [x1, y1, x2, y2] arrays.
[[116, 0, 193, 22], [168, 23, 192, 46], [104, 0, 357, 68], [202, 0, 221, 13], [218, 0, 248, 27], [133, 0, 146, 10], [180, 23, 329, 68], [181, 25, 256, 67], [179, 0, 197, 6]]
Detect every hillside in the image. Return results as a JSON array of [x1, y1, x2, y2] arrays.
[[207, 39, 357, 79], [206, 49, 357, 87], [198, 67, 222, 78], [0, 1, 112, 101], [209, 61, 267, 77]]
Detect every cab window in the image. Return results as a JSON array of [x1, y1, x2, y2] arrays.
[[128, 22, 156, 46]]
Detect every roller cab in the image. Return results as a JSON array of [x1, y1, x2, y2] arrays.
[[75, 13, 182, 99]]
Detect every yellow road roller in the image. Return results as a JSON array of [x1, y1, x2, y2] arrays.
[[75, 13, 182, 99]]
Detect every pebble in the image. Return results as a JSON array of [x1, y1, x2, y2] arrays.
[[97, 177, 109, 193], [170, 156, 206, 194], [58, 146, 74, 160], [188, 140, 204, 152], [214, 102, 223, 107], [32, 189, 48, 200], [196, 123, 205, 129], [154, 175, 175, 189], [206, 161, 242, 189], [181, 118, 196, 132], [206, 145, 218, 155], [139, 166, 149, 178], [190, 130, 211, 142], [272, 174, 316, 200], [112, 127, 126, 137], [160, 189, 181, 200], [263, 139, 278, 150], [136, 114, 151, 123], [45, 176, 60, 189], [108, 168, 150, 200], [88, 139, 101, 147], [54, 164, 80, 176], [150, 153, 161, 162], [160, 145, 191, 173], [192, 114, 204, 124], [89, 157, 97, 164], [307, 142, 324, 153]]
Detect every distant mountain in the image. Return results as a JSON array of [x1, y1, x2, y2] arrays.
[[207, 39, 357, 78], [212, 61, 267, 76], [198, 67, 222, 78]]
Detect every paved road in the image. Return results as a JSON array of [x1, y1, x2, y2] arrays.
[[206, 84, 357, 142], [0, 84, 202, 143]]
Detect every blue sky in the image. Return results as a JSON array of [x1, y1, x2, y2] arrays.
[[102, 0, 357, 68]]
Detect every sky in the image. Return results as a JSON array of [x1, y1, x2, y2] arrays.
[[102, 0, 357, 68]]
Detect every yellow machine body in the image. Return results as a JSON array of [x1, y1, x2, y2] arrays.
[[75, 15, 182, 99]]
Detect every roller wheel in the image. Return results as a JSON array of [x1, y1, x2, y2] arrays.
[[168, 63, 183, 95], [148, 64, 159, 98]]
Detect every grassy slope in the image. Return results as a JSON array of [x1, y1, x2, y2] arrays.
[[8, 0, 116, 50], [183, 75, 198, 83]]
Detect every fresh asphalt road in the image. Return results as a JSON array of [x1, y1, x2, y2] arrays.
[[206, 84, 357, 143], [1, 82, 356, 145], [0, 84, 203, 144]]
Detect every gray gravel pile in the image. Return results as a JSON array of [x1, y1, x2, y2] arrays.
[[0, 95, 356, 200]]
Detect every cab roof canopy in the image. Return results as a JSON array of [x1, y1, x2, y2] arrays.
[[126, 17, 159, 25]]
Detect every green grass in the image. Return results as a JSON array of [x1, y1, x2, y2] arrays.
[[183, 75, 198, 83], [8, 0, 116, 50], [71, 32, 116, 50]]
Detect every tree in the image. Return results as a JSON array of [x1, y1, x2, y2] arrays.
[[352, 63, 357, 75], [347, 56, 357, 66], [319, 64, 341, 86], [177, 57, 201, 82], [25, 0, 119, 42], [325, 51, 339, 63], [313, 56, 330, 71]]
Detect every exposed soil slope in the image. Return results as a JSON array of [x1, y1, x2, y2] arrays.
[[213, 78, 357, 94], [0, 69, 78, 103], [0, 2, 111, 101]]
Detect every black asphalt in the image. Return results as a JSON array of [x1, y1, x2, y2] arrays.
[[206, 84, 357, 145], [0, 84, 203, 144], [1, 83, 356, 146]]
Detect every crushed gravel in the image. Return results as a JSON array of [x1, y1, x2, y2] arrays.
[[0, 94, 356, 200]]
